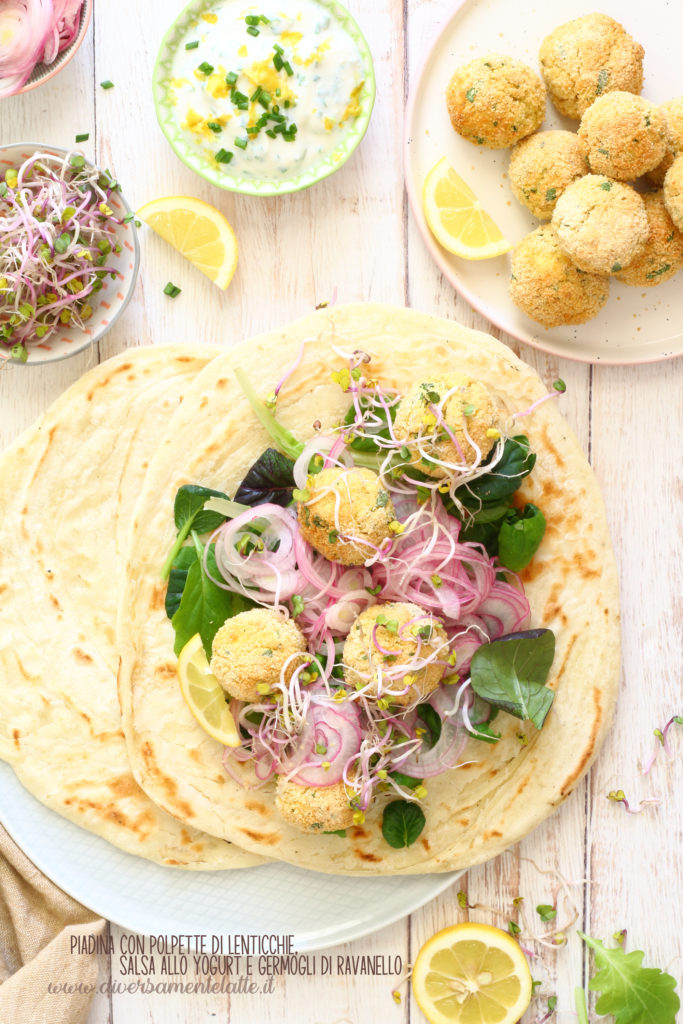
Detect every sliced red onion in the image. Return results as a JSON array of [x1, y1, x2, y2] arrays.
[[393, 715, 468, 778], [280, 698, 361, 787], [0, 0, 84, 98]]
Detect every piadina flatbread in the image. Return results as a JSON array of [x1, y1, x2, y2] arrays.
[[117, 304, 620, 875], [0, 347, 265, 869]]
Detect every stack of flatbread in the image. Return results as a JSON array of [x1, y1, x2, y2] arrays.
[[0, 304, 620, 875]]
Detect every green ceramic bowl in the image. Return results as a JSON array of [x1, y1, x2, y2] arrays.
[[153, 0, 376, 197]]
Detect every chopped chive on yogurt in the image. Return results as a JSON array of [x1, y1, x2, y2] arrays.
[[169, 0, 367, 181]]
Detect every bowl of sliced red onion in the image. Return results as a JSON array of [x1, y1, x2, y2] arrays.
[[0, 0, 92, 99], [0, 142, 140, 364]]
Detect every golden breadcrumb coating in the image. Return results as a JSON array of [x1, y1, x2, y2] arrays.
[[648, 96, 683, 186], [509, 130, 588, 219], [275, 777, 356, 833], [614, 191, 683, 287], [663, 154, 683, 232], [393, 377, 498, 478], [539, 13, 644, 120], [509, 224, 609, 328], [578, 92, 667, 180], [445, 53, 545, 149], [211, 608, 306, 701], [551, 174, 648, 274], [343, 602, 448, 706], [297, 466, 395, 566]]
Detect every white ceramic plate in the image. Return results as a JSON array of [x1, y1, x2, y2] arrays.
[[404, 0, 682, 364], [0, 762, 460, 949]]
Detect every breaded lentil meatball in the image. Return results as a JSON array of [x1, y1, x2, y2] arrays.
[[578, 92, 668, 180], [211, 608, 306, 701], [509, 225, 609, 328], [648, 96, 683, 186], [551, 174, 648, 275], [509, 130, 588, 219], [275, 776, 355, 833], [539, 13, 644, 120], [297, 466, 395, 565], [393, 377, 499, 478], [343, 602, 448, 706], [445, 53, 545, 149], [614, 191, 683, 287], [663, 155, 683, 232]]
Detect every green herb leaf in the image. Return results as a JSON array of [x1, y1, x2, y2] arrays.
[[185, 40, 199, 50], [466, 87, 477, 102], [163, 281, 181, 297], [161, 484, 231, 579], [600, 181, 613, 191], [233, 366, 304, 461], [75, 133, 89, 143], [171, 540, 254, 659], [553, 378, 566, 392], [417, 704, 442, 748], [100, 80, 114, 89], [234, 447, 296, 508], [497, 503, 546, 572], [508, 921, 521, 936], [579, 932, 680, 1024], [596, 68, 610, 95], [165, 545, 198, 619], [197, 61, 214, 75], [381, 800, 426, 848], [536, 904, 557, 922], [389, 771, 424, 789], [215, 148, 233, 164], [470, 629, 556, 729], [545, 187, 557, 202]]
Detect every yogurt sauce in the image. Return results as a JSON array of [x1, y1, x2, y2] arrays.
[[170, 1, 366, 181]]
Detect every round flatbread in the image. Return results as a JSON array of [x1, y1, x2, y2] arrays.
[[0, 347, 265, 869], [118, 305, 620, 874]]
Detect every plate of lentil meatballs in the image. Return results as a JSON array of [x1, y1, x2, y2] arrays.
[[404, 0, 683, 363]]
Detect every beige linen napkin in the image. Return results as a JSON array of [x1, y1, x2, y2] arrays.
[[0, 824, 106, 1024]]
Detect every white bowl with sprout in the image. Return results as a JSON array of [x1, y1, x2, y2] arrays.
[[0, 142, 140, 365]]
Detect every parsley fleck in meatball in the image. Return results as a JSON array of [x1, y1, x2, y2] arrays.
[[343, 602, 448, 706], [578, 92, 668, 180], [663, 155, 683, 233], [551, 174, 648, 275], [394, 377, 499, 478], [446, 54, 545, 149], [614, 191, 683, 287], [539, 13, 644, 120], [297, 466, 395, 565], [211, 608, 306, 701], [509, 130, 588, 219]]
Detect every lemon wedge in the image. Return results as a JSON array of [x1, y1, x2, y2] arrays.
[[422, 158, 511, 259], [411, 922, 533, 1024], [136, 195, 238, 289], [177, 633, 241, 746]]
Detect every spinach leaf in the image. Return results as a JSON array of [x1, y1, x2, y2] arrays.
[[344, 397, 397, 453], [234, 448, 296, 508], [444, 435, 536, 524], [162, 484, 230, 579], [466, 721, 502, 744], [381, 800, 426, 848], [171, 539, 254, 659], [389, 771, 424, 789], [470, 629, 556, 729], [164, 545, 197, 619], [498, 503, 546, 572], [417, 703, 442, 748]]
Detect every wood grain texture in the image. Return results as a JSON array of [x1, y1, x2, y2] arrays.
[[0, 0, 680, 1022]]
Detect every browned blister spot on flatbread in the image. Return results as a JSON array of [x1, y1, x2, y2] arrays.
[[354, 850, 381, 863], [86, 361, 133, 401], [0, 584, 7, 596], [350, 826, 368, 840], [215, 378, 228, 389], [560, 686, 603, 797], [12, 729, 20, 749], [572, 549, 600, 579], [107, 775, 138, 798], [150, 582, 167, 612], [156, 663, 178, 681], [483, 830, 503, 840], [49, 594, 60, 610], [63, 794, 156, 837], [140, 740, 195, 820], [239, 828, 281, 846], [245, 800, 268, 816], [421, 837, 431, 852], [73, 647, 93, 665]]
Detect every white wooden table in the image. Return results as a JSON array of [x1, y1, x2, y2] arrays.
[[1, 2, 681, 1022]]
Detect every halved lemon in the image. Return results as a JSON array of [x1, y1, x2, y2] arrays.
[[411, 922, 533, 1024], [177, 633, 241, 746], [422, 158, 511, 260], [136, 195, 238, 289]]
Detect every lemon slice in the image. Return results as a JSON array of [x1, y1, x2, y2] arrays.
[[136, 195, 238, 289], [177, 634, 241, 746], [411, 923, 533, 1024], [422, 158, 511, 259]]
